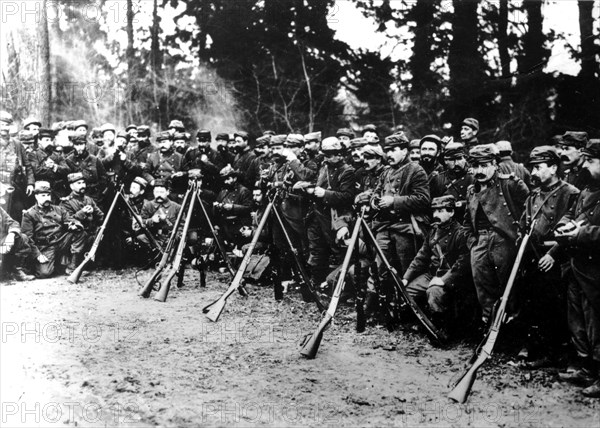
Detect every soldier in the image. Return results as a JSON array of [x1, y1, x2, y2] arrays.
[[125, 124, 138, 139], [145, 131, 183, 184], [303, 131, 323, 167], [100, 123, 116, 148], [139, 179, 181, 251], [88, 127, 103, 156], [254, 134, 272, 172], [0, 204, 34, 281], [554, 139, 600, 397], [495, 140, 532, 189], [65, 134, 108, 205], [409, 139, 421, 162], [123, 177, 149, 264], [429, 142, 474, 222], [214, 132, 233, 167], [168, 119, 185, 133], [464, 144, 529, 325], [231, 131, 259, 190], [336, 128, 355, 149], [419, 135, 444, 182], [213, 165, 252, 249], [348, 137, 368, 186], [22, 117, 41, 136], [130, 126, 156, 183], [460, 118, 479, 147], [361, 124, 379, 145], [0, 111, 35, 221], [305, 136, 356, 287], [99, 131, 141, 192], [21, 181, 86, 277], [402, 195, 471, 337], [59, 173, 105, 270], [557, 131, 590, 190], [19, 130, 37, 155], [518, 146, 579, 366], [173, 132, 190, 155], [179, 129, 221, 192], [28, 128, 70, 200]]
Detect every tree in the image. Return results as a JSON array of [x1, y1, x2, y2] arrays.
[[37, 0, 51, 125], [578, 0, 598, 79]]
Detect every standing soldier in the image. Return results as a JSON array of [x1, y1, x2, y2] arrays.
[[554, 139, 600, 397], [168, 119, 185, 134], [139, 179, 182, 251], [21, 181, 86, 278], [419, 135, 444, 182], [336, 128, 355, 149], [213, 166, 252, 249], [214, 132, 233, 167], [464, 144, 529, 325], [0, 111, 35, 221], [125, 124, 138, 139], [254, 135, 272, 173], [65, 135, 108, 206], [22, 117, 41, 136], [495, 140, 532, 189], [361, 124, 379, 145], [19, 130, 37, 156], [557, 131, 590, 191], [179, 129, 222, 192], [518, 146, 579, 366], [231, 131, 259, 190], [460, 118, 479, 147], [303, 131, 322, 167], [305, 136, 356, 288], [131, 125, 156, 173], [348, 137, 368, 186], [145, 131, 183, 184], [173, 132, 190, 155], [28, 128, 70, 201], [0, 204, 34, 281], [408, 139, 421, 162]]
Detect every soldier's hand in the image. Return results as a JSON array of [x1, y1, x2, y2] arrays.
[[335, 227, 349, 243], [44, 158, 55, 168], [82, 205, 93, 214], [0, 233, 15, 254], [37, 254, 49, 264], [313, 186, 326, 198], [152, 213, 162, 223], [401, 278, 408, 287], [378, 195, 394, 209], [223, 203, 233, 211], [172, 171, 185, 177], [429, 277, 445, 288], [200, 154, 209, 163], [538, 254, 555, 272], [354, 191, 371, 205], [240, 226, 252, 238], [26, 185, 34, 196], [119, 151, 127, 161]]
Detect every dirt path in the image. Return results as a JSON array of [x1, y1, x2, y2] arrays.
[[1, 269, 599, 427]]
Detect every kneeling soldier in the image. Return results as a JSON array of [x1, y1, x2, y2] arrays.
[[140, 179, 182, 250], [21, 181, 85, 278], [402, 195, 471, 336], [1, 205, 34, 281]]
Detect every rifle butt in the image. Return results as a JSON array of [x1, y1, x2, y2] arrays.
[[299, 330, 323, 359], [67, 260, 87, 284], [153, 278, 171, 302], [447, 365, 478, 404], [205, 299, 226, 322], [139, 270, 161, 298]]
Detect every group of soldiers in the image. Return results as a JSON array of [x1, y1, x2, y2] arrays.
[[1, 110, 599, 398]]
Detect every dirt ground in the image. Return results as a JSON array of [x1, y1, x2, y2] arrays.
[[1, 267, 599, 428]]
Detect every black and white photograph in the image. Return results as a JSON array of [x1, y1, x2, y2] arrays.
[[1, 0, 600, 426]]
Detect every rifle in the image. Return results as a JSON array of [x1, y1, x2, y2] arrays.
[[202, 198, 274, 322], [448, 220, 537, 404], [360, 216, 445, 345], [67, 188, 121, 284], [119, 190, 164, 254], [299, 211, 363, 359], [271, 196, 325, 312], [139, 186, 192, 298], [154, 184, 197, 302]]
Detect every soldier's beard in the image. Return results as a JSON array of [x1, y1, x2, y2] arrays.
[[77, 187, 86, 195], [41, 200, 51, 207], [156, 196, 166, 203], [175, 146, 186, 154], [432, 215, 442, 224], [217, 145, 227, 153], [420, 155, 435, 167]]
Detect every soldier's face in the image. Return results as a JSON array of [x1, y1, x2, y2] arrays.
[[304, 141, 319, 153], [363, 154, 382, 171], [26, 124, 40, 134], [255, 145, 269, 156], [460, 125, 476, 141], [271, 145, 285, 160], [35, 192, 52, 207], [75, 126, 87, 136], [561, 146, 581, 165], [363, 132, 377, 144], [252, 190, 263, 204], [130, 183, 143, 197], [444, 156, 466, 172], [39, 137, 54, 150], [128, 129, 138, 138], [351, 148, 364, 163], [215, 139, 227, 151], [324, 153, 343, 165], [103, 131, 115, 142], [224, 176, 236, 188], [433, 208, 454, 225], [419, 142, 438, 164], [531, 162, 557, 186], [153, 186, 168, 202], [115, 137, 127, 149], [409, 148, 420, 162], [473, 161, 496, 182], [159, 140, 173, 152], [174, 140, 187, 153], [338, 135, 351, 146], [234, 137, 247, 151], [583, 156, 600, 180], [0, 122, 10, 136], [71, 180, 86, 194], [386, 147, 407, 166], [73, 142, 86, 154]]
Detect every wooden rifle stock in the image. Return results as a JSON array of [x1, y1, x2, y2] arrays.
[[139, 187, 192, 298], [119, 191, 163, 254], [203, 200, 274, 322], [448, 220, 537, 403], [154, 186, 197, 302], [299, 212, 363, 359], [67, 189, 121, 284]]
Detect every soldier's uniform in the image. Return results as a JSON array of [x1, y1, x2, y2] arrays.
[[496, 140, 532, 190], [0, 206, 33, 281], [28, 129, 70, 200], [555, 140, 600, 396], [130, 126, 157, 174], [232, 132, 260, 190], [419, 134, 444, 185], [21, 181, 86, 278], [65, 136, 108, 205], [214, 166, 252, 248], [464, 144, 529, 322], [140, 184, 182, 249], [145, 132, 183, 184], [180, 130, 221, 192], [403, 196, 471, 330], [559, 131, 591, 191]]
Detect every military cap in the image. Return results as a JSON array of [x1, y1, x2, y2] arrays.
[[197, 129, 211, 142], [71, 119, 88, 130], [321, 136, 345, 153], [468, 144, 499, 164], [495, 140, 513, 154], [125, 124, 137, 132], [132, 176, 148, 188], [561, 131, 588, 148], [431, 195, 457, 210], [215, 132, 229, 141], [173, 132, 189, 142], [304, 131, 322, 143], [263, 130, 276, 137], [0, 111, 13, 124], [528, 145, 560, 165], [71, 135, 87, 145], [234, 131, 249, 140], [101, 123, 115, 134], [68, 172, 85, 184], [362, 124, 378, 134], [152, 179, 168, 189], [409, 139, 420, 150], [336, 128, 355, 138], [462, 118, 479, 132], [285, 134, 305, 147], [443, 142, 466, 159], [168, 119, 185, 131], [255, 134, 271, 146], [383, 132, 409, 150], [269, 134, 287, 147], [116, 130, 129, 140], [220, 165, 237, 178], [19, 130, 36, 144], [156, 131, 173, 142], [137, 125, 151, 137], [34, 181, 52, 194], [361, 144, 385, 158], [23, 117, 42, 129], [350, 137, 368, 149], [38, 128, 55, 139], [419, 134, 442, 149], [581, 139, 600, 159]]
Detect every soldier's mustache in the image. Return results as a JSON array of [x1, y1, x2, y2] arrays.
[[420, 155, 434, 163], [432, 216, 442, 224], [42, 200, 51, 206], [475, 173, 486, 179]]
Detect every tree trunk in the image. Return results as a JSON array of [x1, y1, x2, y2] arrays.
[[519, 0, 547, 75], [578, 0, 597, 79], [497, 0, 510, 79], [38, 0, 51, 125], [150, 0, 163, 126], [126, 0, 136, 123], [409, 0, 437, 91]]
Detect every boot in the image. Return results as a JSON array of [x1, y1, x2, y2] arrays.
[[559, 358, 596, 386], [13, 267, 35, 282], [65, 253, 83, 275], [582, 377, 600, 398]]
